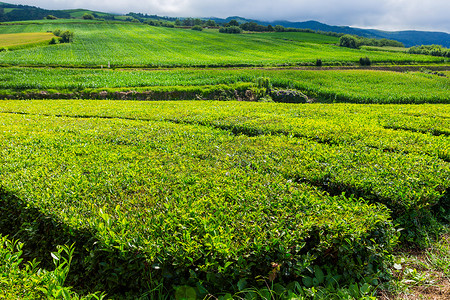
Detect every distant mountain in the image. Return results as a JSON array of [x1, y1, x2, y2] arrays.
[[210, 17, 450, 47], [0, 2, 117, 21], [1, 2, 448, 47]]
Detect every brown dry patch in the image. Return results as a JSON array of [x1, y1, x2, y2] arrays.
[[378, 235, 450, 300], [379, 278, 450, 300]]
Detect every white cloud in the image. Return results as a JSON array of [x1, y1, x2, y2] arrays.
[[8, 0, 450, 32]]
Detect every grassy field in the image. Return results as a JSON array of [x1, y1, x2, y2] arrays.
[[0, 32, 54, 48], [0, 21, 446, 67]]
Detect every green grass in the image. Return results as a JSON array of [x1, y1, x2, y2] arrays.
[[0, 21, 445, 67], [249, 31, 339, 44], [61, 9, 113, 19], [360, 46, 409, 53]]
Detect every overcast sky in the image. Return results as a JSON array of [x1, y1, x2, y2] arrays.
[[9, 0, 450, 33]]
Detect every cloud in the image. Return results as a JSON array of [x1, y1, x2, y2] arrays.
[[8, 0, 450, 32]]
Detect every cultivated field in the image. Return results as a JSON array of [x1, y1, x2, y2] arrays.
[[0, 32, 54, 49], [0, 21, 446, 67], [0, 18, 449, 299]]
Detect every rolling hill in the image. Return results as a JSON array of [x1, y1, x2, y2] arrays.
[[1, 1, 449, 47]]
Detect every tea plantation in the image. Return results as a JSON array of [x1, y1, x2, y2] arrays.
[[0, 18, 449, 299]]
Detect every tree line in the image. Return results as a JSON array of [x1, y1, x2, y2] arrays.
[[339, 34, 404, 49], [408, 45, 450, 57]]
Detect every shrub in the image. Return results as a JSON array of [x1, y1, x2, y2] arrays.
[[228, 19, 239, 27], [49, 37, 59, 45], [256, 77, 271, 90], [0, 47, 7, 52], [60, 31, 74, 43], [274, 25, 285, 32], [340, 35, 359, 49], [191, 25, 203, 31], [205, 20, 216, 27], [219, 26, 242, 34], [359, 57, 371, 66], [45, 15, 57, 20], [53, 29, 62, 37], [0, 234, 106, 299], [316, 59, 323, 66], [82, 13, 94, 20]]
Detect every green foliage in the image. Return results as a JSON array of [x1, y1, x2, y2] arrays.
[[339, 35, 359, 49], [52, 29, 74, 43], [49, 37, 59, 44], [227, 19, 239, 27], [60, 30, 74, 43], [82, 13, 94, 20], [0, 101, 420, 296], [0, 68, 448, 104], [340, 34, 404, 49], [359, 56, 371, 66], [256, 77, 271, 90], [191, 25, 203, 31], [0, 100, 448, 296], [219, 26, 242, 34], [0, 234, 105, 299], [409, 45, 450, 58], [274, 25, 285, 32], [240, 22, 272, 32], [46, 15, 58, 20]]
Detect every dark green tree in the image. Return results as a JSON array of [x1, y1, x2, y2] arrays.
[[82, 13, 94, 20], [274, 25, 285, 32], [205, 19, 216, 27], [60, 31, 74, 43], [228, 19, 239, 26], [339, 35, 359, 49]]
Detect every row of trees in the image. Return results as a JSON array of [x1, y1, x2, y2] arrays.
[[339, 34, 404, 49], [408, 45, 450, 57]]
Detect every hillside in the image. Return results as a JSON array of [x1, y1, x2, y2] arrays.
[[1, 1, 449, 47], [0, 2, 117, 21], [0, 21, 445, 68], [211, 17, 450, 47]]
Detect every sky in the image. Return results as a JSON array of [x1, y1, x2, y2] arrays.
[[8, 0, 450, 33]]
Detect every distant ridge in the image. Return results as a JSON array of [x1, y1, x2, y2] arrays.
[[1, 2, 449, 47], [210, 17, 450, 47]]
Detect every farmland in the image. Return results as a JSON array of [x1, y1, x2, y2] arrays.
[[0, 21, 446, 67], [0, 32, 54, 49], [1, 67, 449, 104], [0, 16, 449, 299]]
